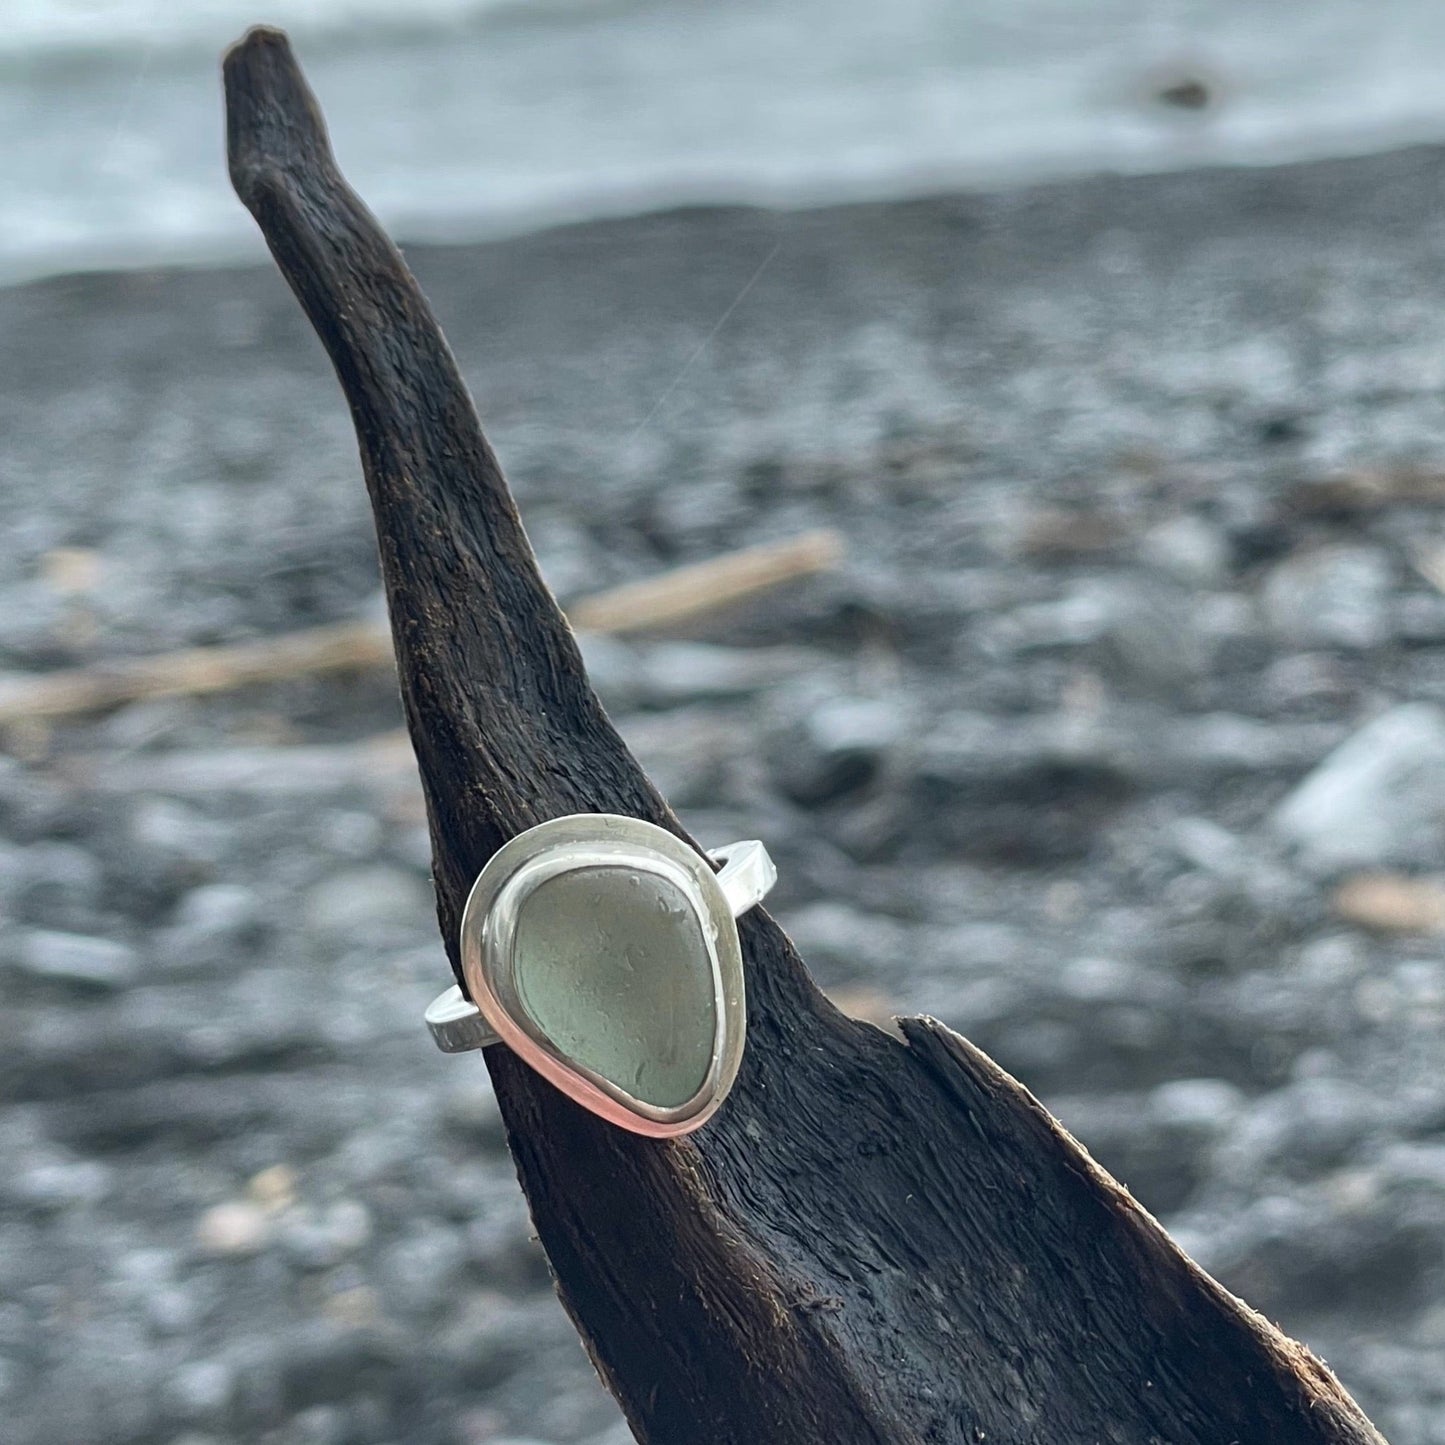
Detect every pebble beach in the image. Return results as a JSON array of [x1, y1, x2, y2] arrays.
[[4, 139, 1445, 1441]]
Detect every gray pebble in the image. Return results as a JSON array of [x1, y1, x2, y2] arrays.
[[1139, 513, 1231, 587], [379, 1226, 466, 1314], [12, 842, 103, 928], [303, 866, 429, 940], [6, 1156, 112, 1210], [436, 1294, 532, 1388], [163, 1359, 235, 1426], [0, 758, 74, 839], [1262, 545, 1392, 650], [278, 1200, 373, 1271], [1094, 576, 1214, 695], [632, 641, 811, 705], [314, 810, 384, 860], [1148, 1078, 1246, 1133], [771, 694, 910, 805], [130, 796, 226, 867], [1273, 704, 1445, 875], [12, 928, 138, 990], [283, 1404, 349, 1445], [174, 882, 263, 938], [276, 1320, 401, 1413]]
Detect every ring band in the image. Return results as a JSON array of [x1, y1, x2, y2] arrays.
[[424, 815, 775, 1136]]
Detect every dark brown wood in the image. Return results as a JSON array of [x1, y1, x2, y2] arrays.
[[223, 27, 1387, 1445]]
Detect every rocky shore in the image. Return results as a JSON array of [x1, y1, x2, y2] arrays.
[[5, 141, 1445, 1443]]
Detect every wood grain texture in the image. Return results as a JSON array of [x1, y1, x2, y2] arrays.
[[223, 27, 1387, 1444]]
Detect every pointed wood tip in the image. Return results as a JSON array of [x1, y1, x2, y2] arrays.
[[223, 25, 337, 202]]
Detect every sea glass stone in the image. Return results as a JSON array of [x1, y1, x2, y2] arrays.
[[510, 865, 716, 1108]]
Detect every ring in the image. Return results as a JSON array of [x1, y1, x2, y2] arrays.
[[424, 814, 775, 1137]]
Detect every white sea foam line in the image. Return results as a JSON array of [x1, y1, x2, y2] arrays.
[[0, 0, 597, 58]]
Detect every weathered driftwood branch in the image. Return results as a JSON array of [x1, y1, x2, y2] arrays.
[[0, 530, 840, 726], [223, 27, 1385, 1444]]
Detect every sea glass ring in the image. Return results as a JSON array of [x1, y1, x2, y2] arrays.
[[423, 814, 775, 1137]]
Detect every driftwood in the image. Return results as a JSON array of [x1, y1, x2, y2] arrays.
[[0, 530, 840, 726], [223, 27, 1386, 1445]]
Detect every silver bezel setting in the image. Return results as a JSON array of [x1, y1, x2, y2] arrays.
[[458, 813, 747, 1138]]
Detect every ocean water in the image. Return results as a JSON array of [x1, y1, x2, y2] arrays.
[[4, 0, 1445, 284]]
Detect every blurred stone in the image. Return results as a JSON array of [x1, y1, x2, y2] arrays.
[[1261, 652, 1354, 708], [162, 1359, 234, 1426], [984, 576, 1213, 693], [12, 928, 137, 990], [274, 1320, 401, 1412], [130, 796, 226, 867], [633, 641, 810, 705], [379, 1225, 465, 1313], [784, 900, 908, 974], [1139, 513, 1230, 587], [39, 546, 102, 596], [1094, 576, 1213, 695], [978, 589, 1109, 654], [1395, 592, 1445, 645], [315, 810, 384, 859], [1262, 545, 1392, 649], [277, 1404, 348, 1445], [1060, 956, 1140, 1004], [278, 1200, 373, 1270], [8, 1156, 112, 1210], [12, 841, 103, 928], [1156, 75, 1212, 111], [303, 866, 429, 939], [147, 1285, 200, 1336], [247, 1164, 298, 1212], [172, 881, 263, 944], [196, 1200, 272, 1257], [0, 756, 74, 838], [1332, 875, 1445, 935], [771, 695, 909, 805], [322, 1285, 380, 1331], [1167, 816, 1308, 915], [1273, 705, 1445, 875], [1010, 507, 1127, 558], [1148, 1078, 1246, 1133], [437, 1293, 531, 1389]]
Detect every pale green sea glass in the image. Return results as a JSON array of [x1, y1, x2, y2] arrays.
[[511, 865, 716, 1108]]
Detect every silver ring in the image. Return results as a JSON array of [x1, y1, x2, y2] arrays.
[[424, 814, 775, 1137]]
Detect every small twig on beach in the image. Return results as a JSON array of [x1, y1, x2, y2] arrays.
[[0, 530, 841, 726], [0, 621, 388, 727]]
